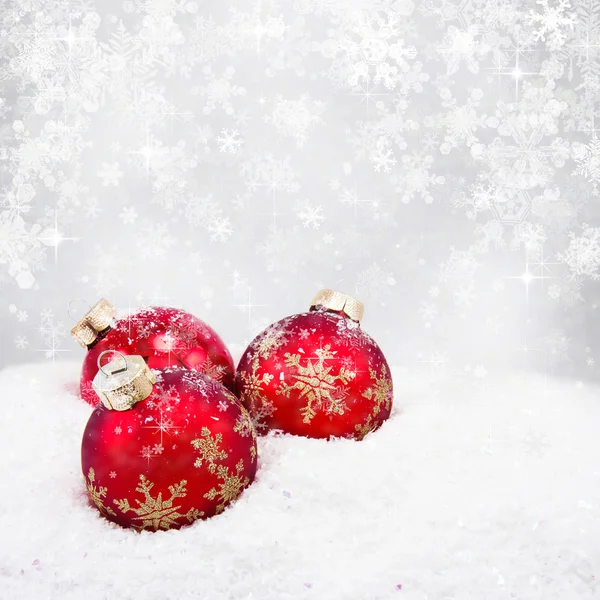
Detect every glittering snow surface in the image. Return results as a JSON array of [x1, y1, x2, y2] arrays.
[[1, 361, 599, 600]]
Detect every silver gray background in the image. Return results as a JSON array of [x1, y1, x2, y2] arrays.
[[1, 0, 599, 383]]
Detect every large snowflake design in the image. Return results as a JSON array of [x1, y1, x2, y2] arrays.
[[277, 345, 356, 424], [233, 408, 256, 440], [354, 414, 379, 441], [238, 358, 274, 411], [203, 459, 250, 514], [85, 467, 116, 517], [190, 427, 228, 473], [557, 225, 600, 280], [113, 475, 203, 531], [361, 365, 393, 416], [251, 322, 292, 360], [529, 0, 576, 50], [337, 11, 417, 89], [572, 137, 600, 194]]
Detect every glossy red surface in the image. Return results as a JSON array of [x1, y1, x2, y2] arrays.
[[80, 306, 234, 406], [235, 308, 393, 440], [81, 367, 257, 531]]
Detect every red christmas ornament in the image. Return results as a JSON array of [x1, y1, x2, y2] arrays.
[[81, 352, 257, 531], [235, 289, 394, 441], [71, 299, 234, 406]]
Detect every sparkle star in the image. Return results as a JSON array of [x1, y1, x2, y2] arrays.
[[487, 36, 537, 99], [37, 211, 79, 264], [346, 80, 390, 114], [505, 250, 559, 305], [143, 411, 181, 444], [233, 288, 267, 326]]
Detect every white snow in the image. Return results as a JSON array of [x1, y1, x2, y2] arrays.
[[1, 362, 599, 600]]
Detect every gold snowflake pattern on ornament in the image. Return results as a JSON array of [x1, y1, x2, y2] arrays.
[[239, 359, 274, 418], [354, 415, 379, 441], [190, 427, 228, 473], [204, 459, 250, 514], [277, 345, 355, 424], [85, 467, 116, 516], [234, 407, 258, 460], [253, 323, 290, 359], [233, 407, 254, 438], [113, 475, 203, 531], [362, 365, 393, 416]]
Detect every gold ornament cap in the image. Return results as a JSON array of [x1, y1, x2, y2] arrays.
[[92, 351, 156, 411], [70, 298, 116, 348], [310, 289, 364, 323]]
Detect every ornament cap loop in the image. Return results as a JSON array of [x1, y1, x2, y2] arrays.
[[70, 298, 116, 348], [97, 350, 128, 375], [92, 355, 156, 411], [310, 289, 364, 322]]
